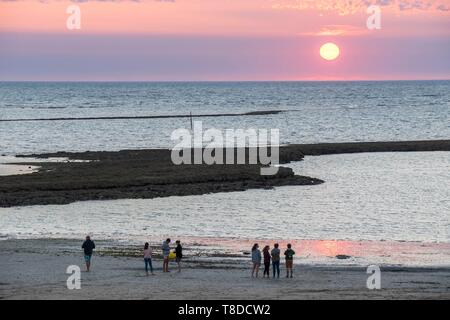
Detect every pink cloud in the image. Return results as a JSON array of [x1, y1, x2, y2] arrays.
[[300, 24, 369, 36], [271, 0, 450, 15]]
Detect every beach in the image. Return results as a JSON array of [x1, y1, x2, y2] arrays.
[[1, 239, 449, 300]]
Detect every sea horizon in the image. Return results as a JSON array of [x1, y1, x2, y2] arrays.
[[1, 79, 450, 83]]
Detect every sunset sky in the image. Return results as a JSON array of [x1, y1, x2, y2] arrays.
[[1, 0, 450, 81]]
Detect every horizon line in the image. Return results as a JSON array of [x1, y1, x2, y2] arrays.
[[1, 79, 450, 83]]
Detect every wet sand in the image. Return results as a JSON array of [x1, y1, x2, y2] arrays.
[[0, 239, 449, 300], [1, 140, 449, 207]]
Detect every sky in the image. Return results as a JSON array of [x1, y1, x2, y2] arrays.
[[1, 0, 450, 81]]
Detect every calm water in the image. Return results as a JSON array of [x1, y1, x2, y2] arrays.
[[1, 151, 448, 242], [1, 81, 449, 155]]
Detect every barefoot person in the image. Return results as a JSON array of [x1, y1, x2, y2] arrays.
[[271, 243, 281, 278], [251, 243, 261, 278], [175, 240, 183, 273], [162, 238, 171, 272], [81, 235, 95, 272], [143, 242, 154, 276], [262, 245, 271, 278], [284, 243, 295, 278]]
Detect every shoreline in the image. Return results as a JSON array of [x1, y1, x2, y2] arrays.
[[1, 239, 449, 300], [0, 140, 449, 207], [289, 139, 450, 155], [1, 237, 449, 268], [17, 139, 450, 159]]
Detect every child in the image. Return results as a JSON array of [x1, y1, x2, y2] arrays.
[[175, 240, 183, 273], [162, 238, 171, 272], [251, 243, 261, 278], [284, 243, 295, 278], [143, 242, 154, 276], [262, 245, 271, 278]]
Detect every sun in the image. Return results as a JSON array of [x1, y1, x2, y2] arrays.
[[320, 42, 340, 61]]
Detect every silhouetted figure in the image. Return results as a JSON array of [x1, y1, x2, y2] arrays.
[[262, 245, 271, 278], [271, 243, 281, 278], [284, 243, 295, 278], [162, 238, 171, 272], [251, 243, 261, 278], [82, 235, 95, 272], [175, 240, 183, 273], [143, 242, 154, 275]]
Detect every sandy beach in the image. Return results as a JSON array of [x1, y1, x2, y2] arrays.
[[1, 239, 449, 300]]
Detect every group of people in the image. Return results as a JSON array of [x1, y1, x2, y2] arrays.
[[158, 238, 183, 275], [251, 243, 295, 278], [82, 236, 296, 279], [81, 236, 183, 275], [143, 238, 184, 275]]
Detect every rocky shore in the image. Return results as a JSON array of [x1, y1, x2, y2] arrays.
[[0, 146, 318, 207], [1, 140, 449, 207]]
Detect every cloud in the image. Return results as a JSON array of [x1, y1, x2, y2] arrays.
[[1, 0, 448, 15], [0, 0, 175, 2], [270, 0, 450, 15], [436, 3, 450, 10], [299, 24, 369, 36]]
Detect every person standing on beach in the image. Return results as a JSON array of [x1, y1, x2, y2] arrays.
[[143, 242, 154, 276], [162, 238, 171, 272], [175, 240, 183, 273], [284, 243, 295, 278], [262, 245, 271, 278], [251, 243, 261, 278], [81, 235, 95, 272], [271, 243, 281, 278]]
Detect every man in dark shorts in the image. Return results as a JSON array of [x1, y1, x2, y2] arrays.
[[82, 235, 95, 272], [175, 240, 183, 273]]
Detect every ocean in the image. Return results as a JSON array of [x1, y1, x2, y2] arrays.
[[1, 81, 449, 155], [0, 81, 449, 266]]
